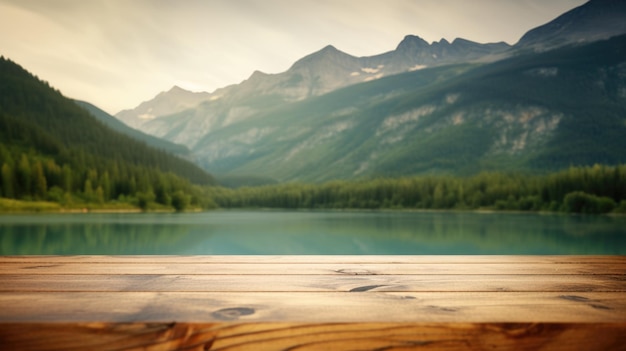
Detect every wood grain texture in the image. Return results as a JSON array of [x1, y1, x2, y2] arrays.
[[1, 291, 625, 323], [2, 255, 624, 264], [2, 322, 626, 351], [1, 274, 624, 292], [0, 255, 624, 350], [2, 262, 624, 275]]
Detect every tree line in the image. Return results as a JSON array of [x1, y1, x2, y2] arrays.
[[206, 164, 626, 214], [0, 145, 215, 211], [2, 147, 624, 214]]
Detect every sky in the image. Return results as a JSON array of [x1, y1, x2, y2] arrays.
[[0, 0, 587, 114]]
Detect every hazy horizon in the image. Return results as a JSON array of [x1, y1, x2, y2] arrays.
[[0, 0, 586, 114]]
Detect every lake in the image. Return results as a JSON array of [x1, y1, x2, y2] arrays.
[[1, 210, 625, 255]]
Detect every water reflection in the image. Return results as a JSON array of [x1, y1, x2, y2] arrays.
[[0, 211, 624, 255]]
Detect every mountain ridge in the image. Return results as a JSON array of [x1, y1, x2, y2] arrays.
[[116, 85, 211, 129], [116, 35, 511, 148], [189, 35, 626, 181]]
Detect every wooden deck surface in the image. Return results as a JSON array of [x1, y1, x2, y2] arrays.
[[0, 255, 625, 350]]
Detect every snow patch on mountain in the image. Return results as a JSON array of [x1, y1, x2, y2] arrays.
[[361, 65, 384, 74], [139, 113, 156, 120], [364, 73, 384, 82], [409, 64, 427, 71]]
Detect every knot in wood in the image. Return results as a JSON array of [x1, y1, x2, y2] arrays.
[[336, 268, 375, 275], [211, 307, 255, 321]]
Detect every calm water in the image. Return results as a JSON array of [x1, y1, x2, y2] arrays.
[[1, 211, 625, 255]]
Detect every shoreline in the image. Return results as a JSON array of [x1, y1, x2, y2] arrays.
[[1, 198, 624, 216]]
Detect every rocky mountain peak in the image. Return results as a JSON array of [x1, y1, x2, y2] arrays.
[[396, 35, 430, 51], [319, 44, 339, 53], [290, 44, 354, 70], [516, 0, 626, 50], [248, 70, 269, 81], [115, 85, 210, 128], [168, 85, 186, 93]]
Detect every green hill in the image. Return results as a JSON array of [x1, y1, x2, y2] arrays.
[[0, 56, 215, 209], [74, 100, 192, 158]]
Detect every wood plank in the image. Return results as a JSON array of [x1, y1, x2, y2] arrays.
[[2, 262, 624, 275], [1, 274, 624, 292], [1, 255, 624, 264], [1, 292, 625, 323], [1, 322, 625, 351], [1, 256, 625, 350]]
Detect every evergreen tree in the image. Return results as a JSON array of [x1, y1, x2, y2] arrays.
[[1, 163, 15, 198], [32, 161, 47, 199]]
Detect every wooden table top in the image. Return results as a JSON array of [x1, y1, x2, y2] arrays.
[[1, 255, 625, 350]]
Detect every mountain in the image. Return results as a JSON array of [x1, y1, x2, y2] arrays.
[[116, 37, 510, 148], [74, 100, 192, 158], [116, 85, 211, 129], [191, 35, 626, 181], [0, 56, 215, 205], [112, 0, 626, 182], [516, 0, 626, 51]]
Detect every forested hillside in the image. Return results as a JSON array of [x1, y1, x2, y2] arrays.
[[74, 100, 192, 158], [209, 165, 626, 214], [0, 57, 215, 210]]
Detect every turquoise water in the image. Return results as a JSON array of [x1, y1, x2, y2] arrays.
[[1, 211, 624, 255]]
